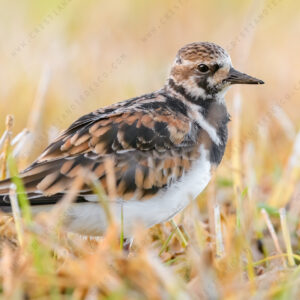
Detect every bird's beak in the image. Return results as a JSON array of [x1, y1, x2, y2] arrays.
[[224, 67, 264, 85]]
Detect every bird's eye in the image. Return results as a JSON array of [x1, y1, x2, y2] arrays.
[[197, 64, 209, 73]]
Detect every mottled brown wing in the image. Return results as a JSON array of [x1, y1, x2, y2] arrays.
[[26, 148, 198, 200], [35, 108, 191, 162], [12, 105, 199, 201]]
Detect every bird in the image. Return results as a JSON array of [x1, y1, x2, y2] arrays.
[[0, 42, 264, 237]]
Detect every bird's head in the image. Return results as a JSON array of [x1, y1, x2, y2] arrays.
[[167, 42, 264, 102]]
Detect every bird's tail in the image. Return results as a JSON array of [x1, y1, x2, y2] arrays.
[[0, 171, 45, 212], [0, 178, 88, 214], [0, 159, 63, 213]]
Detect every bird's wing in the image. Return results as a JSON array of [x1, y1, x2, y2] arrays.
[[0, 98, 201, 204]]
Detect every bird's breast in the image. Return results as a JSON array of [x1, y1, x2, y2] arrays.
[[190, 100, 229, 166]]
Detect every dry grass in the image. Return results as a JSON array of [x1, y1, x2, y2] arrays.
[[0, 0, 300, 299]]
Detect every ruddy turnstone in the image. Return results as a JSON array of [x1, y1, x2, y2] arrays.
[[0, 42, 264, 237]]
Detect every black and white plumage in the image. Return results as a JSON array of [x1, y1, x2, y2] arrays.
[[0, 42, 264, 236]]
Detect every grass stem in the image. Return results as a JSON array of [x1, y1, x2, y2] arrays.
[[279, 208, 295, 267], [0, 115, 13, 180], [170, 219, 188, 248], [9, 184, 23, 246], [214, 205, 224, 257], [261, 208, 286, 267]]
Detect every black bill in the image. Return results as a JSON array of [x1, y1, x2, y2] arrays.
[[224, 67, 264, 85]]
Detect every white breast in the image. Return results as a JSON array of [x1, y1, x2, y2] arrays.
[[64, 146, 212, 237]]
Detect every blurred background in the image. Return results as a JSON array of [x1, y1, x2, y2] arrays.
[[0, 1, 300, 298]]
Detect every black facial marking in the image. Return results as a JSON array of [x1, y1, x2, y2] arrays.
[[168, 78, 199, 104], [167, 79, 213, 115], [196, 76, 209, 92], [211, 63, 220, 73]]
